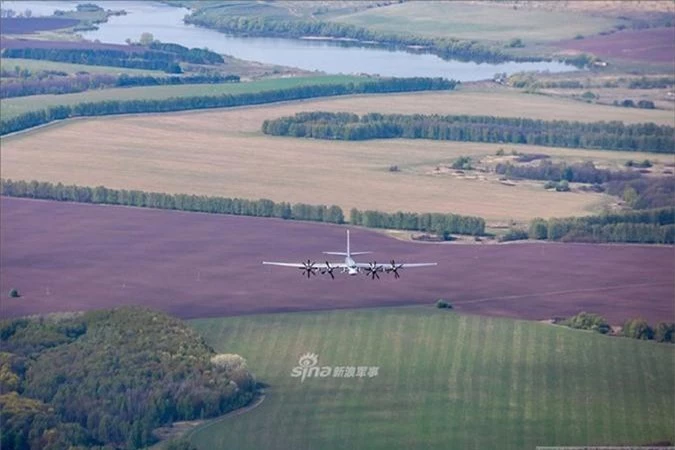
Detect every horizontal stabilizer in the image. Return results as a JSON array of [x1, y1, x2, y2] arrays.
[[322, 251, 372, 255]]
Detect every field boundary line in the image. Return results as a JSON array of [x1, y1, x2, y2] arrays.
[[182, 393, 266, 441], [458, 282, 673, 305]]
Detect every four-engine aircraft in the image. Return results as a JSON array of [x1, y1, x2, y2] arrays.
[[263, 230, 437, 279]]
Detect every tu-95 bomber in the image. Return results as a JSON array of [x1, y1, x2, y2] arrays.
[[263, 230, 437, 279]]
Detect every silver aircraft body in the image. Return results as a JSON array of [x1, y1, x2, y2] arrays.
[[263, 230, 437, 279]]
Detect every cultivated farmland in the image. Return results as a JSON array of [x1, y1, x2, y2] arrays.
[[330, 1, 622, 42], [0, 74, 366, 119], [0, 58, 169, 76], [556, 27, 675, 64], [2, 89, 672, 223], [188, 307, 675, 449], [2, 198, 672, 324]]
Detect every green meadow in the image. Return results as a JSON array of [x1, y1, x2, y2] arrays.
[[189, 307, 675, 450]]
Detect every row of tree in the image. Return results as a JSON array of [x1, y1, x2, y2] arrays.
[[496, 160, 640, 184], [0, 307, 257, 449], [0, 73, 240, 99], [0, 179, 485, 236], [2, 47, 183, 73], [559, 312, 675, 343], [349, 208, 485, 237], [147, 40, 224, 64], [527, 207, 675, 244], [0, 77, 456, 135], [0, 179, 345, 224], [184, 11, 591, 67], [262, 112, 673, 153], [627, 76, 674, 89]]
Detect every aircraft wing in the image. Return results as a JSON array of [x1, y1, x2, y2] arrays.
[[354, 262, 437, 269], [262, 261, 348, 268]]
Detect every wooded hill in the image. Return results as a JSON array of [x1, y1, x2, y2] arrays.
[[0, 307, 257, 449]]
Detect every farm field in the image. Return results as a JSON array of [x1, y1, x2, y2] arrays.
[[0, 17, 79, 34], [556, 27, 675, 64], [0, 58, 169, 76], [329, 1, 622, 42], [187, 307, 675, 449], [3, 89, 673, 223], [0, 74, 365, 119], [2, 197, 672, 324]]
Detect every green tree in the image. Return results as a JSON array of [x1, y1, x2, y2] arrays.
[[528, 218, 548, 240], [622, 318, 654, 340], [653, 322, 675, 343]]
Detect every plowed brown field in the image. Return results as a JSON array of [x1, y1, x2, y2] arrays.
[[1, 197, 672, 324], [557, 27, 675, 63]]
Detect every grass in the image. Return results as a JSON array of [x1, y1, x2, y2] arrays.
[[331, 1, 623, 43], [0, 74, 366, 120], [3, 88, 671, 224], [188, 307, 675, 449], [0, 58, 168, 76]]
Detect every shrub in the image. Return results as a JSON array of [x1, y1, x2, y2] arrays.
[[496, 148, 505, 156], [637, 100, 655, 109], [622, 318, 654, 340], [562, 312, 611, 334], [528, 218, 548, 240], [654, 322, 675, 343], [556, 180, 570, 192], [500, 228, 529, 242], [8, 288, 20, 298], [436, 299, 452, 309], [451, 156, 472, 170], [581, 91, 596, 100]]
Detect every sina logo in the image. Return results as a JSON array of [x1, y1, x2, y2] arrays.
[[291, 353, 330, 382]]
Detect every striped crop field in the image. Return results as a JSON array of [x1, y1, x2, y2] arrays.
[[189, 307, 675, 450]]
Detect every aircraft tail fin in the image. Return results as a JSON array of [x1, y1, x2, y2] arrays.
[[322, 230, 370, 258]]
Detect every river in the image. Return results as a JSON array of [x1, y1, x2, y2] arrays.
[[1, 0, 578, 80]]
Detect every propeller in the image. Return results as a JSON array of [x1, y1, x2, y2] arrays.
[[386, 259, 404, 279], [299, 259, 318, 279], [365, 262, 381, 280], [321, 261, 336, 279]]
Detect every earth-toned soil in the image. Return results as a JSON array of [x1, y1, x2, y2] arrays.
[[0, 37, 147, 53], [0, 18, 79, 34], [1, 197, 672, 324], [557, 27, 675, 63]]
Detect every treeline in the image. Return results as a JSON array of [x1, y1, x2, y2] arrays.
[[349, 208, 485, 237], [261, 112, 674, 153], [627, 76, 674, 89], [0, 73, 240, 99], [2, 42, 224, 74], [0, 77, 456, 135], [0, 307, 257, 449], [148, 40, 224, 64], [0, 179, 346, 224], [185, 12, 590, 67], [559, 312, 675, 343], [526, 207, 675, 244], [2, 47, 183, 73], [0, 179, 486, 236], [606, 177, 675, 210], [496, 160, 640, 184]]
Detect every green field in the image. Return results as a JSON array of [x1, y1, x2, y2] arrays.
[[331, 2, 622, 43], [0, 58, 168, 76], [188, 307, 675, 450], [0, 74, 366, 119]]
